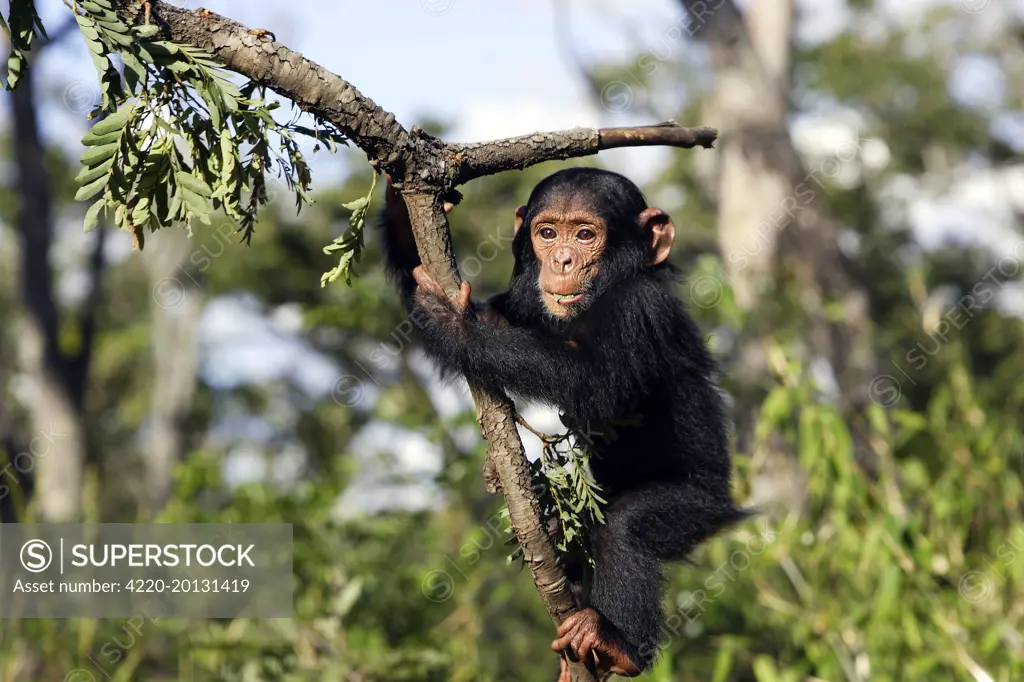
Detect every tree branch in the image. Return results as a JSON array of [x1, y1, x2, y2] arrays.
[[453, 123, 717, 184], [121, 4, 719, 679], [117, 1, 413, 170]]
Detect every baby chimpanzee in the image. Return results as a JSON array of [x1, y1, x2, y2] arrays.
[[381, 168, 748, 678]]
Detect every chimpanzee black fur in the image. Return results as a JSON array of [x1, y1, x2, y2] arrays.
[[380, 167, 749, 671]]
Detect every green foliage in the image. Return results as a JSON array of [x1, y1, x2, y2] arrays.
[[507, 417, 630, 569], [67, 0, 347, 245], [0, 0, 45, 90], [655, 342, 1024, 682], [321, 173, 378, 287]]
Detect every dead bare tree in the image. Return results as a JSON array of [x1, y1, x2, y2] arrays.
[[104, 3, 719, 679]]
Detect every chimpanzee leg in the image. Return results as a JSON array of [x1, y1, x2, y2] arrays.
[[588, 482, 748, 669]]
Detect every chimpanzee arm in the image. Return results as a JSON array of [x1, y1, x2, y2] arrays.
[[376, 184, 513, 325], [377, 182, 425, 307], [411, 277, 676, 422]]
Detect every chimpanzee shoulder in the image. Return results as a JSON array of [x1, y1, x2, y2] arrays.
[[569, 266, 717, 377]]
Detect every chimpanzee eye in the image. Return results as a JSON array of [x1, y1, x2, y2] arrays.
[[539, 227, 557, 240], [576, 228, 596, 242]]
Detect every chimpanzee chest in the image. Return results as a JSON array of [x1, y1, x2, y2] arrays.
[[584, 416, 687, 494]]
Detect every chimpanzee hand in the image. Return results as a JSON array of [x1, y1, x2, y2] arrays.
[[552, 608, 641, 680], [411, 266, 474, 343], [412, 266, 470, 311]]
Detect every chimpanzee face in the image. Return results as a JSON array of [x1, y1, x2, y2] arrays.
[[523, 199, 609, 318], [505, 168, 677, 325], [513, 200, 675, 320]]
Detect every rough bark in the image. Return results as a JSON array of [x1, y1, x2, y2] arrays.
[[700, 0, 793, 307], [455, 123, 717, 183], [116, 4, 719, 678]]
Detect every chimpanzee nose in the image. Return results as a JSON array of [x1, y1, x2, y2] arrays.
[[553, 247, 574, 272]]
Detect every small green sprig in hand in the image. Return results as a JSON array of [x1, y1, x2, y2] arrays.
[[321, 173, 378, 287], [506, 416, 614, 569]]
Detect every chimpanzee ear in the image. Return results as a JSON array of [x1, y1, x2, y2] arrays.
[[514, 205, 527, 235], [639, 207, 675, 265]]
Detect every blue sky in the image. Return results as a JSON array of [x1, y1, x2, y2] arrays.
[[6, 0, 1023, 509], [26, 0, 688, 182], [18, 0, 1021, 186], [20, 0, 1021, 183]]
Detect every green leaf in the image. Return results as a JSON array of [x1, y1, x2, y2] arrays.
[[168, 187, 183, 221], [94, 18, 130, 36], [74, 156, 115, 185], [181, 187, 211, 217], [120, 52, 147, 91], [164, 60, 193, 74], [135, 42, 154, 63], [80, 0, 113, 14], [176, 172, 213, 198], [147, 41, 179, 56], [75, 173, 109, 201], [80, 141, 118, 166], [130, 197, 151, 227], [752, 656, 779, 682], [103, 31, 135, 49], [153, 185, 170, 224], [6, 52, 25, 90], [88, 104, 132, 136], [77, 22, 101, 43], [341, 196, 368, 212], [83, 198, 105, 233]]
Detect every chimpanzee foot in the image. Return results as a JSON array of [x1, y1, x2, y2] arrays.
[[550, 608, 641, 678]]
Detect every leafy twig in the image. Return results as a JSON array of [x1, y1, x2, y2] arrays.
[[321, 173, 379, 287]]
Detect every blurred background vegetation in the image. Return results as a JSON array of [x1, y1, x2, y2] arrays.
[[1, 0, 1023, 680]]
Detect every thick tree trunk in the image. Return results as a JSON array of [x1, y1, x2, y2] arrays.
[[682, 0, 878, 472], [699, 0, 793, 306], [9, 70, 87, 521], [142, 230, 201, 512]]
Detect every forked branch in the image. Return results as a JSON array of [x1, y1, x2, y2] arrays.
[[117, 4, 718, 680]]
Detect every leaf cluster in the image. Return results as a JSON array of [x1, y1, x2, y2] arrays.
[[321, 173, 378, 287], [506, 419, 629, 569], [12, 0, 351, 246], [0, 0, 46, 90]]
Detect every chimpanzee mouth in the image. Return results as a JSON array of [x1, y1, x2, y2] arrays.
[[548, 291, 584, 305]]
